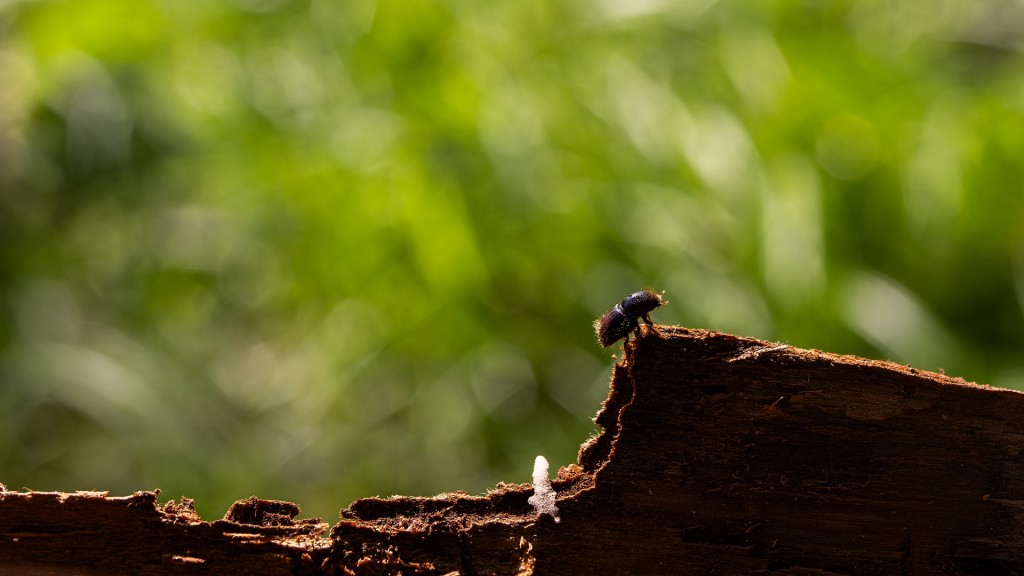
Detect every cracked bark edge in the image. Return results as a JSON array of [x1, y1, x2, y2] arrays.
[[0, 490, 330, 575]]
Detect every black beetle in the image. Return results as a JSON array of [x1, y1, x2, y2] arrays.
[[594, 289, 666, 347]]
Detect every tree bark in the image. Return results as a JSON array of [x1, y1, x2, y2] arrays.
[[2, 327, 1023, 575]]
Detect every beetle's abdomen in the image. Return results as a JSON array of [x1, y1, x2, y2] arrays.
[[595, 304, 638, 347]]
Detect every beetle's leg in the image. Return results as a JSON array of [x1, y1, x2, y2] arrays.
[[641, 315, 660, 335]]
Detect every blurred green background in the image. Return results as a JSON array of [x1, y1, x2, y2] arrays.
[[3, 0, 1024, 522]]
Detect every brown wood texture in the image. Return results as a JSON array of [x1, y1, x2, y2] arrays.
[[3, 326, 1024, 575], [0, 491, 329, 575]]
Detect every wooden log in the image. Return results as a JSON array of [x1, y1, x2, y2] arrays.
[[3, 326, 1023, 574]]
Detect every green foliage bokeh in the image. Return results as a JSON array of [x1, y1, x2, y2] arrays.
[[3, 0, 1024, 521]]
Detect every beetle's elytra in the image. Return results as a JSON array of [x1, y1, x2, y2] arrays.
[[594, 289, 666, 348]]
